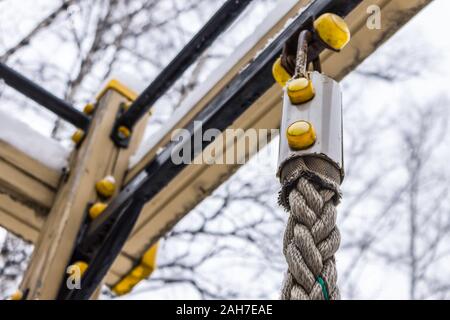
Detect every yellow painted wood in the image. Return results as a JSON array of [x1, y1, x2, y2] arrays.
[[19, 84, 148, 299]]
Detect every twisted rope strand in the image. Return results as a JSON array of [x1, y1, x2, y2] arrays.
[[279, 157, 342, 300]]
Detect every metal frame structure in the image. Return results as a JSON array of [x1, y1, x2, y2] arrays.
[[0, 0, 433, 300], [61, 0, 364, 300], [0, 62, 90, 130]]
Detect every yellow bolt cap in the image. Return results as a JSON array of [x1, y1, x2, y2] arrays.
[[89, 202, 107, 220], [112, 274, 140, 296], [69, 261, 89, 277], [95, 175, 116, 198], [287, 78, 315, 104], [83, 103, 95, 115], [10, 290, 23, 300], [71, 129, 85, 145], [272, 57, 291, 87], [286, 120, 316, 150], [314, 13, 351, 50], [118, 126, 131, 139], [120, 101, 132, 112]]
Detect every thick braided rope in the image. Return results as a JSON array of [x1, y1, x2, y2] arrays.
[[278, 156, 342, 300]]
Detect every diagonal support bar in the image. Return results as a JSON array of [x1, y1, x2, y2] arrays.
[[111, 0, 252, 146], [62, 0, 363, 299], [0, 62, 90, 130]]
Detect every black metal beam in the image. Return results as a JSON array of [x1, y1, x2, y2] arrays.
[[62, 0, 363, 299], [0, 62, 90, 130], [111, 0, 252, 145]]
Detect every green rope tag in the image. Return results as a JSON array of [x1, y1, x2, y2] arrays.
[[317, 277, 329, 300]]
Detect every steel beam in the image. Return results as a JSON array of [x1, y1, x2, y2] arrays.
[[0, 62, 90, 130], [112, 0, 252, 145]]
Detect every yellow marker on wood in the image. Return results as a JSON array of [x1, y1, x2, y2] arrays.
[[83, 103, 95, 115], [95, 175, 116, 198], [118, 126, 131, 139], [89, 202, 107, 220], [71, 129, 85, 145], [10, 290, 23, 300]]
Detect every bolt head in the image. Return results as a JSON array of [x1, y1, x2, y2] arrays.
[[314, 13, 351, 50], [83, 103, 95, 115], [272, 57, 291, 87], [287, 77, 315, 104], [10, 290, 23, 300], [89, 202, 107, 220], [71, 129, 85, 145], [118, 126, 131, 139], [286, 120, 316, 150], [95, 176, 116, 198]]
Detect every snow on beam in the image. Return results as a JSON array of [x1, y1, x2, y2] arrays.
[[0, 108, 70, 172], [0, 107, 69, 240], [0, 115, 68, 206]]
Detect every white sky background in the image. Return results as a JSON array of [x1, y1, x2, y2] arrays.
[[1, 0, 450, 300]]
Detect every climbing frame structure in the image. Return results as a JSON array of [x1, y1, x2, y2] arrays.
[[0, 0, 432, 299]]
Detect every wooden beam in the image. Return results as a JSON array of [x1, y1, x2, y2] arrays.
[[0, 140, 61, 212], [106, 0, 432, 286], [0, 193, 44, 243], [19, 80, 148, 299], [0, 138, 61, 242]]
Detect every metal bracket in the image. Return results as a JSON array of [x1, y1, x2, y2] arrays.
[[96, 79, 138, 148], [277, 71, 344, 179], [280, 18, 341, 77]]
